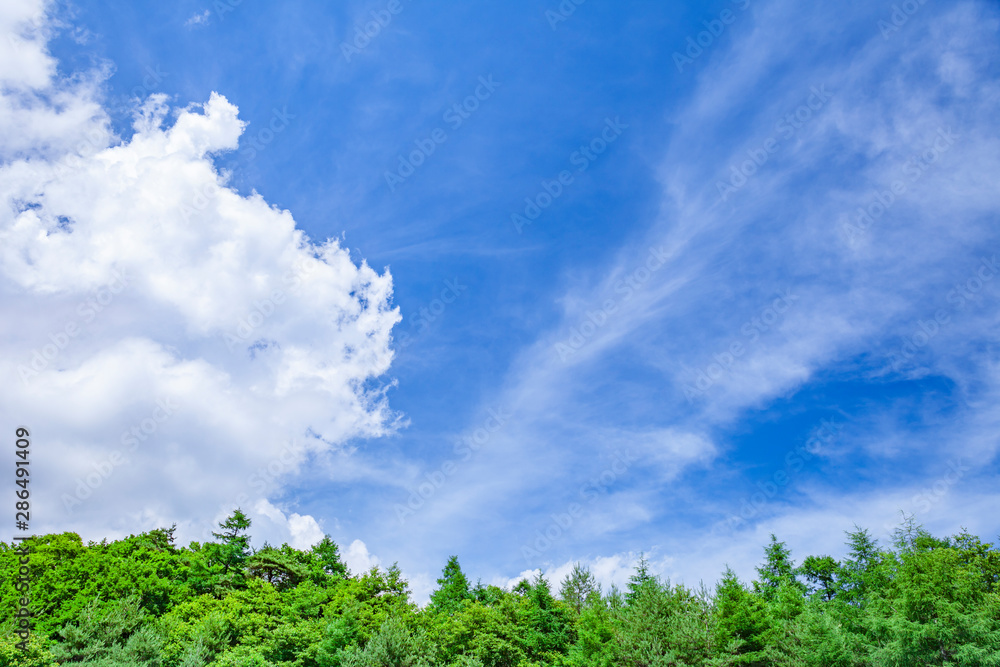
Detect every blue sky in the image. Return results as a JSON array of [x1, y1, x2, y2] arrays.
[[3, 0, 1000, 601]]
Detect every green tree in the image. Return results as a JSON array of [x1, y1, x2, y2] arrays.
[[838, 525, 885, 607], [625, 553, 656, 606], [317, 603, 363, 667], [713, 568, 775, 665], [340, 616, 436, 667], [565, 598, 617, 667], [429, 556, 471, 613], [867, 539, 1000, 665], [615, 577, 713, 666], [558, 563, 599, 614], [211, 508, 253, 576], [51, 594, 163, 665], [245, 543, 309, 590], [312, 535, 349, 579], [799, 555, 839, 602], [752, 535, 802, 602], [0, 633, 59, 667]]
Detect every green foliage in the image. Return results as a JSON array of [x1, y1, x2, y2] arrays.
[[558, 563, 599, 615], [210, 509, 253, 576], [799, 555, 839, 602], [1, 518, 998, 666], [312, 536, 349, 580], [316, 603, 363, 666], [714, 568, 776, 665], [625, 553, 656, 606], [865, 541, 1000, 665], [339, 617, 436, 667], [838, 526, 886, 609], [752, 535, 804, 602], [429, 556, 471, 613], [564, 599, 617, 667], [246, 544, 309, 591], [618, 574, 713, 665], [0, 632, 59, 667], [50, 594, 164, 665]]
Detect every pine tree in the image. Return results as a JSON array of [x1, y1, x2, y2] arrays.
[[753, 534, 802, 601], [626, 553, 656, 605], [429, 555, 471, 612], [312, 535, 348, 579], [714, 568, 776, 665], [559, 563, 599, 614], [246, 543, 308, 589], [839, 525, 883, 606], [210, 508, 252, 574]]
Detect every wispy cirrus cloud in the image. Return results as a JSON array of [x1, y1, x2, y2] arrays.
[[393, 0, 1000, 589]]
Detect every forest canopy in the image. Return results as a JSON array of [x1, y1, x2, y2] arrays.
[[2, 512, 999, 666]]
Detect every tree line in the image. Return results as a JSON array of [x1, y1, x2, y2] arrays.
[[2, 510, 999, 666]]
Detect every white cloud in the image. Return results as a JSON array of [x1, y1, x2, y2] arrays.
[[184, 10, 211, 28], [252, 499, 326, 549], [0, 3, 400, 547], [288, 513, 325, 550], [386, 0, 1000, 589], [495, 550, 674, 599], [0, 1, 109, 162], [0, 0, 56, 89], [343, 538, 381, 575]]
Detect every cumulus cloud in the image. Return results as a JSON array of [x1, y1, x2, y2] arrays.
[[253, 499, 325, 549], [0, 3, 400, 545], [343, 538, 381, 575]]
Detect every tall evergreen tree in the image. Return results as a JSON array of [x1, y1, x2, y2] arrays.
[[626, 553, 656, 605], [210, 508, 252, 574], [714, 568, 776, 665], [839, 525, 884, 606], [312, 534, 349, 579], [559, 563, 599, 614], [753, 534, 802, 601], [429, 555, 471, 612]]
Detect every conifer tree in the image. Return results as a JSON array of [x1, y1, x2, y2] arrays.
[[626, 553, 656, 605], [429, 555, 471, 612], [559, 563, 599, 613], [210, 508, 252, 574], [312, 534, 349, 579], [753, 534, 802, 601]]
